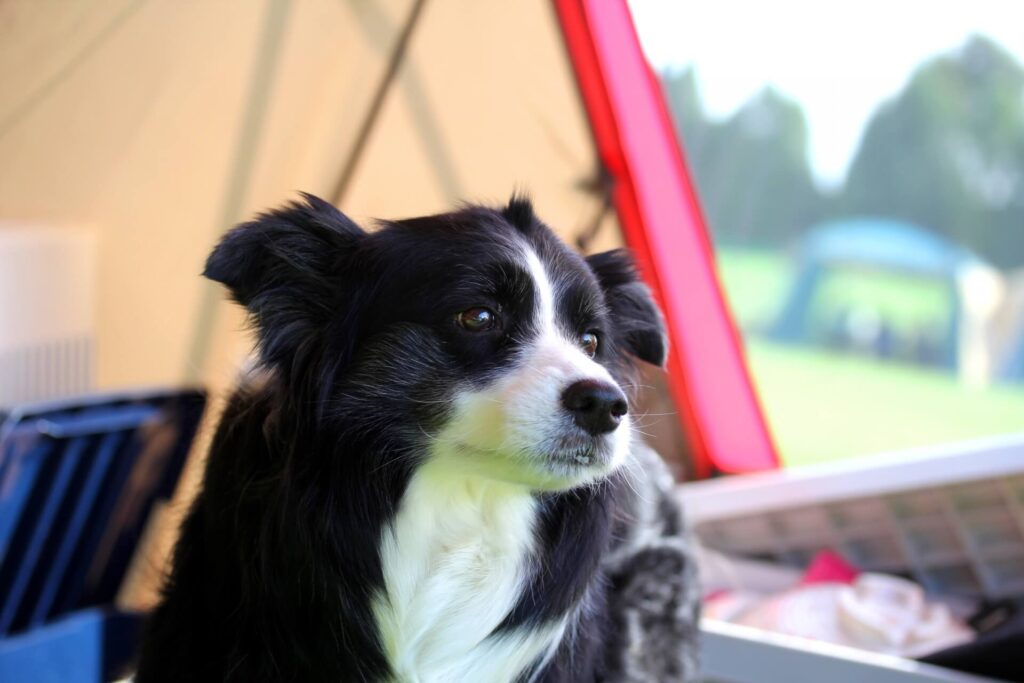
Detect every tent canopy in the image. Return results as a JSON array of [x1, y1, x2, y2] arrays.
[[0, 0, 618, 392]]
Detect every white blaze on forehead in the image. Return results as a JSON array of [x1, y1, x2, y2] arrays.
[[522, 244, 558, 337], [519, 242, 613, 382]]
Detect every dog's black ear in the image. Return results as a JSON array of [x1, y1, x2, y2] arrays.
[[204, 193, 366, 368], [586, 249, 668, 367]]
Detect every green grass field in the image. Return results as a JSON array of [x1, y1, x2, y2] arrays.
[[715, 247, 1024, 467], [715, 248, 790, 330]]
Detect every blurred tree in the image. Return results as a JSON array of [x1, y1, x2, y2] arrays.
[[661, 37, 1024, 264], [842, 36, 1024, 267], [662, 69, 825, 247], [662, 68, 710, 163]]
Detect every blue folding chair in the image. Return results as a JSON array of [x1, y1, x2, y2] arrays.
[[0, 389, 206, 682]]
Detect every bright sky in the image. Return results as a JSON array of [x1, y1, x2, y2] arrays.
[[629, 0, 1024, 188]]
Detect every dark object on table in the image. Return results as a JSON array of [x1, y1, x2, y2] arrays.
[[922, 602, 1024, 682]]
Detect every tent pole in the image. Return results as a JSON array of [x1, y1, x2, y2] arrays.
[[183, 0, 293, 383], [331, 0, 429, 206]]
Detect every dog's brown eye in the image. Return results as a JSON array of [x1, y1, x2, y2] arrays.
[[580, 331, 599, 358], [457, 307, 497, 332]]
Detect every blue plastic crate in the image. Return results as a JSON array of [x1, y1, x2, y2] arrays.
[[0, 389, 205, 680], [0, 608, 141, 683]]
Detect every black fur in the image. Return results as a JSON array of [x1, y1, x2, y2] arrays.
[[585, 250, 668, 369], [136, 194, 672, 682]]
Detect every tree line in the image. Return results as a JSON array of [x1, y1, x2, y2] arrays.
[[663, 36, 1024, 269]]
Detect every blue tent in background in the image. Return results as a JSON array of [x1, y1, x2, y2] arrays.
[[768, 218, 991, 371], [1002, 327, 1024, 382]]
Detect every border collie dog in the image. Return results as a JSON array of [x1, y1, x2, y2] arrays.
[[137, 194, 696, 682]]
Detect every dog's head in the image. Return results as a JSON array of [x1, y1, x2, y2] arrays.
[[205, 194, 666, 489]]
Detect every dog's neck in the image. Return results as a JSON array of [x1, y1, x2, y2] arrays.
[[373, 461, 566, 681]]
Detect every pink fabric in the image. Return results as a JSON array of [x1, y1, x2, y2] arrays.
[[800, 551, 860, 585]]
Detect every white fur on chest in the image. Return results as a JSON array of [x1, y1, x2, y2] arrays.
[[374, 462, 564, 682]]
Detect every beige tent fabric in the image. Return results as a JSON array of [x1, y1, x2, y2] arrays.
[[0, 0, 618, 397]]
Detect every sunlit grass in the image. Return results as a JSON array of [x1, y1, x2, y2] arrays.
[[715, 247, 789, 330], [745, 339, 1024, 467], [716, 246, 1024, 467]]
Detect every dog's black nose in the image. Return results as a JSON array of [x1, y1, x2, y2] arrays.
[[561, 380, 628, 435]]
